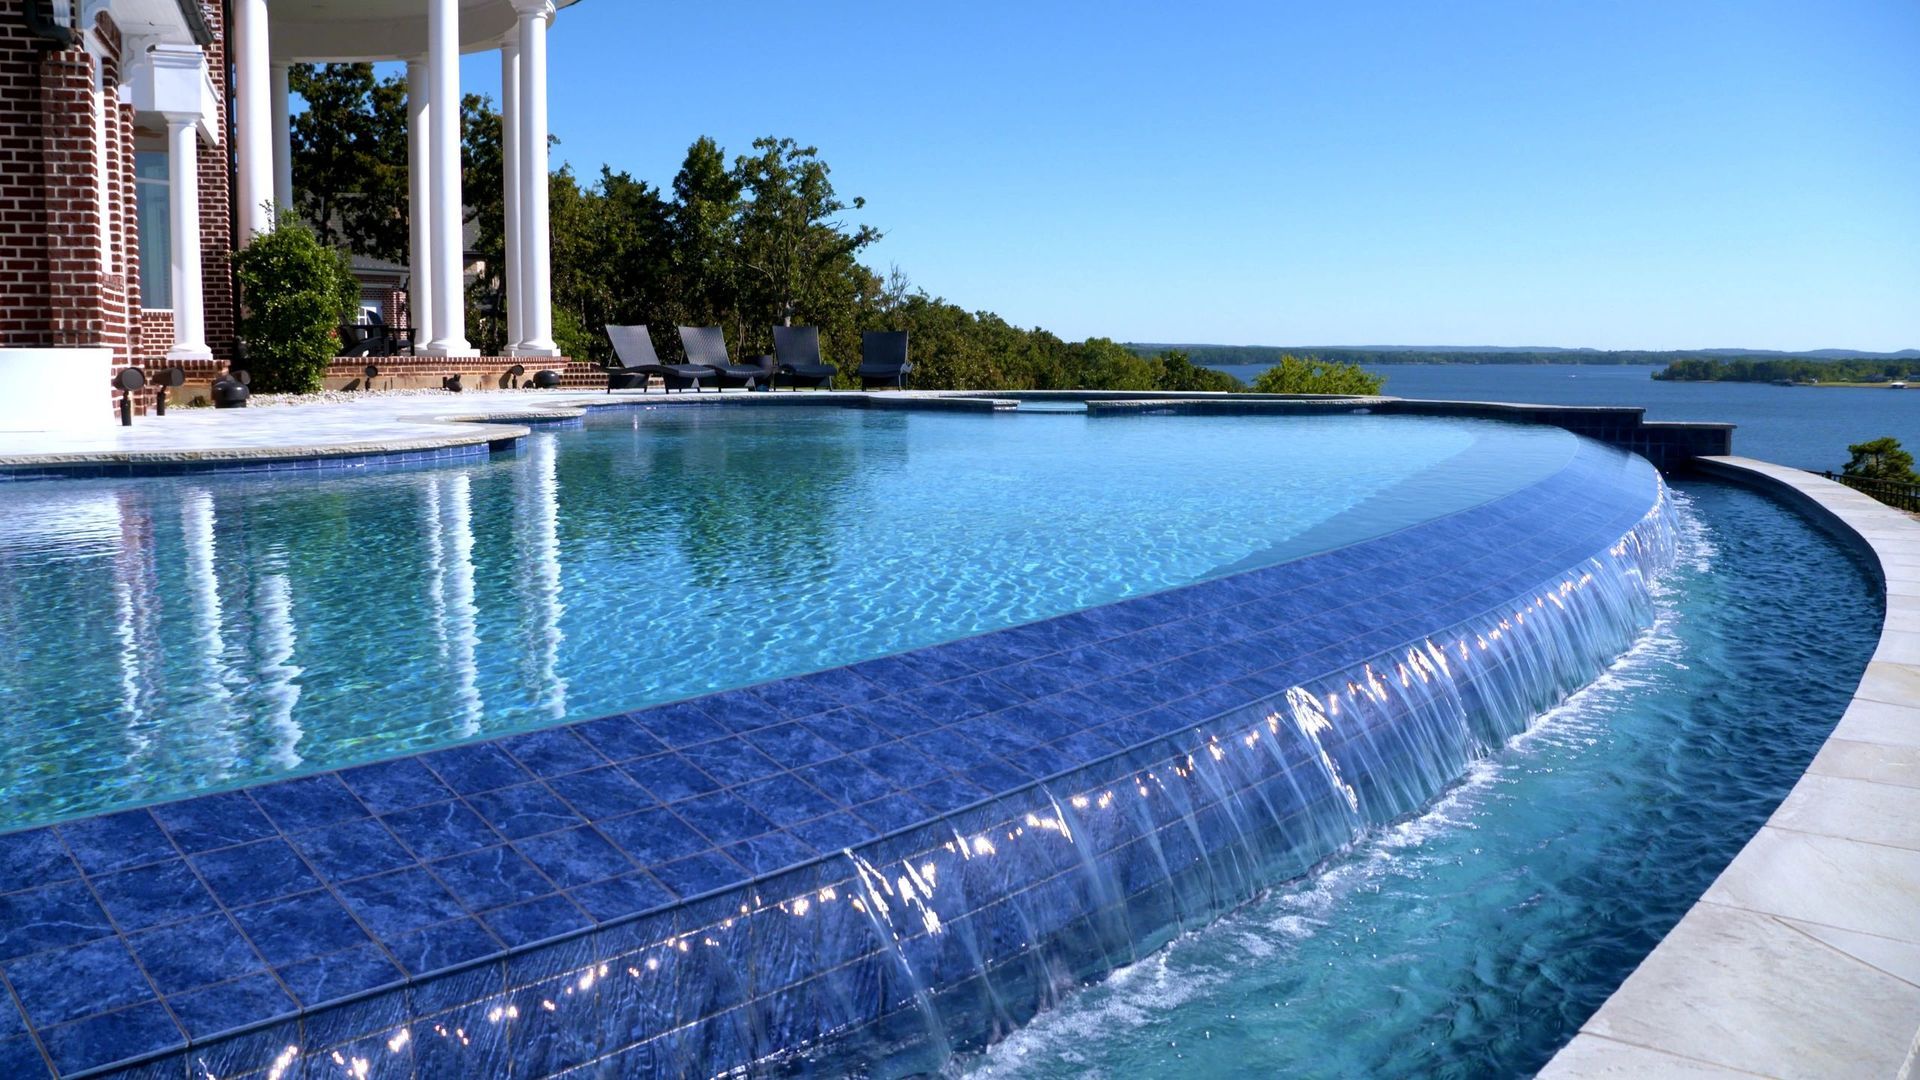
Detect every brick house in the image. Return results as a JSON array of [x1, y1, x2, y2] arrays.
[[0, 0, 576, 432]]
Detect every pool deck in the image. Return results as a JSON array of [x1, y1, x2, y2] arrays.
[[0, 386, 1731, 478], [1543, 457, 1920, 1080]]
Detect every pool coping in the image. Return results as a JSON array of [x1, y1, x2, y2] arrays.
[[1541, 457, 1920, 1080], [0, 388, 1734, 479]]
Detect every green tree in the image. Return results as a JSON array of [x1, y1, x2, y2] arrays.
[[288, 64, 408, 260], [666, 137, 742, 344], [734, 137, 882, 352], [1844, 437, 1920, 484], [232, 217, 360, 393], [1250, 355, 1385, 395]]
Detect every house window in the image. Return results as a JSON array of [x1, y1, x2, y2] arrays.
[[134, 148, 171, 309]]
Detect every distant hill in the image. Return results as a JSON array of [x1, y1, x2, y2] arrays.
[[1124, 344, 1920, 367]]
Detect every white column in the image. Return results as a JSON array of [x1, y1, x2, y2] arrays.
[[231, 0, 273, 241], [270, 63, 293, 214], [423, 0, 472, 356], [406, 57, 434, 345], [513, 0, 558, 356], [500, 42, 522, 354], [165, 117, 211, 360]]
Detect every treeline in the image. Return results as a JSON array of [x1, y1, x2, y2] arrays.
[[1131, 344, 1919, 370], [1652, 358, 1920, 383], [291, 64, 1371, 394]]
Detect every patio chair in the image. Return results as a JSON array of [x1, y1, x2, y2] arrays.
[[338, 324, 382, 358], [858, 331, 912, 390], [772, 326, 838, 390], [678, 326, 766, 390], [606, 325, 712, 394]]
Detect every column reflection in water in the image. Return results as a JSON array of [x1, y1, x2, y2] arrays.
[[254, 569, 304, 769], [515, 433, 568, 721], [426, 472, 485, 736], [112, 491, 162, 760], [180, 488, 241, 768]]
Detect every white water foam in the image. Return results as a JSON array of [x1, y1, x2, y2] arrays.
[[953, 492, 1712, 1078]]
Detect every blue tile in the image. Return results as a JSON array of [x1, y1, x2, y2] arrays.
[[913, 775, 991, 814], [479, 894, 591, 947], [566, 873, 675, 922], [384, 917, 501, 978], [546, 765, 656, 820], [788, 813, 875, 853], [36, 1002, 181, 1077], [127, 914, 267, 997], [917, 727, 1000, 770], [573, 714, 673, 761], [429, 845, 555, 911], [190, 838, 320, 908], [273, 942, 404, 1007], [289, 818, 415, 881], [513, 827, 634, 889], [651, 851, 750, 898], [249, 775, 369, 832], [339, 758, 456, 814], [847, 648, 977, 693], [4, 936, 155, 1027], [631, 702, 732, 747], [748, 669, 875, 720], [737, 774, 838, 825], [421, 744, 534, 794], [621, 753, 722, 804], [694, 689, 791, 732], [335, 868, 467, 940], [499, 728, 606, 776], [380, 799, 501, 860], [150, 792, 276, 853], [724, 832, 818, 876], [0, 882, 113, 961], [851, 793, 934, 834], [674, 793, 779, 847], [678, 739, 785, 787], [55, 812, 173, 877], [168, 972, 298, 1040], [231, 890, 373, 967], [0, 830, 75, 897], [595, 808, 712, 866], [91, 858, 220, 930], [0, 993, 20, 1040], [743, 723, 845, 768], [854, 743, 951, 789], [464, 783, 584, 842], [797, 759, 897, 807], [799, 709, 894, 753], [0, 1036, 44, 1079]]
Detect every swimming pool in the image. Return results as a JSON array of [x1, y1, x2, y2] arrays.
[[958, 479, 1881, 1077], [0, 402, 1698, 1079], [1, 406, 1583, 829]]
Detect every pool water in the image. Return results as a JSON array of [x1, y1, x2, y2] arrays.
[[955, 480, 1881, 1078], [0, 408, 1581, 830]]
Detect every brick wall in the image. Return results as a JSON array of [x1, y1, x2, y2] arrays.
[[197, 0, 233, 364]]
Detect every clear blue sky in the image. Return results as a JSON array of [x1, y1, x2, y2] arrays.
[[449, 0, 1920, 351]]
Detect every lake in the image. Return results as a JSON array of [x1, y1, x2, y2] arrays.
[[1206, 363, 1920, 471]]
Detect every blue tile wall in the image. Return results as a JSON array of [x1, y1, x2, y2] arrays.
[[0, 441, 1675, 1078]]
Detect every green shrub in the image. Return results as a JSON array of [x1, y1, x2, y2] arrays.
[[1250, 355, 1385, 395], [232, 217, 360, 394]]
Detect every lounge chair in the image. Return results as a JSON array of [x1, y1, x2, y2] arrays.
[[772, 326, 838, 390], [606, 325, 712, 394], [859, 331, 912, 390], [678, 326, 766, 390]]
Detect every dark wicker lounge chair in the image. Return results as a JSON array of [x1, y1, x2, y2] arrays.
[[678, 326, 766, 390], [606, 325, 712, 393], [859, 331, 912, 390], [772, 326, 838, 390]]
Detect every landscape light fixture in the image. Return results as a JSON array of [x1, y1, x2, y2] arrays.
[[112, 367, 145, 426]]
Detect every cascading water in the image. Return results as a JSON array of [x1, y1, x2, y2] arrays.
[[566, 485, 1679, 1078]]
